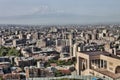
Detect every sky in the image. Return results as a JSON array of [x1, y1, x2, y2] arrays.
[[0, 0, 120, 25]]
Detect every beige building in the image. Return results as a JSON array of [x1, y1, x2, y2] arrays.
[[36, 39, 46, 48], [76, 51, 120, 80], [14, 57, 34, 67], [25, 67, 54, 78]]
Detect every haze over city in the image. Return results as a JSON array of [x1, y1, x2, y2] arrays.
[[0, 0, 120, 80], [0, 0, 120, 25]]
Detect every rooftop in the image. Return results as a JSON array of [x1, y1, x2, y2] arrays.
[[82, 51, 110, 56], [92, 68, 120, 79], [81, 51, 120, 60]]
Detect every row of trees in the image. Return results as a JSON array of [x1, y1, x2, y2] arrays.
[[46, 59, 75, 67], [0, 46, 21, 57]]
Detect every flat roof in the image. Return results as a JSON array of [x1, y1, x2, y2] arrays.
[[81, 51, 120, 60], [82, 51, 110, 56], [92, 68, 120, 79]]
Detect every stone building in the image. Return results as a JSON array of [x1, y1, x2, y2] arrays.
[[76, 51, 120, 80]]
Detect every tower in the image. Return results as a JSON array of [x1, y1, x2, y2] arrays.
[[73, 42, 79, 57], [13, 39, 17, 47], [69, 33, 73, 56]]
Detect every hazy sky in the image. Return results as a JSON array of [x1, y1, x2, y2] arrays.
[[0, 0, 120, 25]]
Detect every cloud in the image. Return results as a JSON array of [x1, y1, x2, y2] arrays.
[[0, 4, 64, 17], [30, 5, 49, 14], [30, 6, 64, 15]]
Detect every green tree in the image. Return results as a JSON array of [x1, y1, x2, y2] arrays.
[[55, 70, 64, 77], [0, 46, 21, 57]]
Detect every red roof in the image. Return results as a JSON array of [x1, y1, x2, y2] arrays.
[[50, 63, 57, 67], [59, 69, 71, 74]]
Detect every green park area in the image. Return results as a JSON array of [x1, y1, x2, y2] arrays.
[[0, 46, 21, 57], [46, 58, 76, 67]]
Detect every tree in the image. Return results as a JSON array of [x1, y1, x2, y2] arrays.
[[55, 70, 64, 77], [7, 48, 19, 56], [0, 46, 21, 57]]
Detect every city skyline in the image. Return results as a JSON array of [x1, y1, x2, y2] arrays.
[[0, 0, 120, 25]]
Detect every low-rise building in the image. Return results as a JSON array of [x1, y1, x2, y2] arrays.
[[76, 51, 120, 80], [14, 57, 34, 67]]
